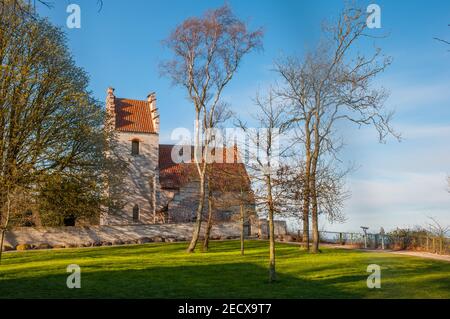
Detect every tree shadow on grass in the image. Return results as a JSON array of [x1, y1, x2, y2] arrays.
[[2, 242, 449, 299], [0, 262, 362, 299]]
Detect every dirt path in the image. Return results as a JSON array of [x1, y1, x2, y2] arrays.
[[279, 241, 450, 262], [369, 249, 450, 262]]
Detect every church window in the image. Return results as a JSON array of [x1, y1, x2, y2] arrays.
[[132, 204, 140, 222], [131, 140, 140, 155]]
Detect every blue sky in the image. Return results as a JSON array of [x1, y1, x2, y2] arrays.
[[37, 0, 450, 233]]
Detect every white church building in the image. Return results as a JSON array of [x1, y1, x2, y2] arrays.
[[101, 87, 255, 226]]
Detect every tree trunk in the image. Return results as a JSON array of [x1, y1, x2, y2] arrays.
[[187, 110, 205, 253], [268, 207, 276, 282], [203, 189, 213, 252], [302, 198, 310, 250], [0, 229, 5, 265], [302, 118, 312, 251], [310, 108, 321, 253], [310, 181, 320, 253], [187, 174, 205, 253], [240, 203, 245, 255], [267, 175, 276, 283], [0, 192, 11, 265]]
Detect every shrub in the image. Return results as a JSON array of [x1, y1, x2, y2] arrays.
[[3, 245, 15, 251], [387, 227, 428, 250], [16, 244, 32, 251]]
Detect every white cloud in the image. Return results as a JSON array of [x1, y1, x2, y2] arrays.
[[324, 121, 450, 232], [399, 124, 450, 140], [327, 171, 450, 232], [385, 81, 450, 111], [348, 172, 450, 209]]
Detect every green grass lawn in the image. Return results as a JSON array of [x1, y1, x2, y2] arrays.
[[0, 240, 449, 298]]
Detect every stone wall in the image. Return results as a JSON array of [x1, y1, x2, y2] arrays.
[[166, 182, 203, 222], [3, 220, 287, 249], [257, 219, 288, 239], [167, 181, 256, 223], [4, 222, 241, 248]]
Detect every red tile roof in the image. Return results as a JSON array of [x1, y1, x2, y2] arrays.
[[115, 98, 156, 134], [159, 144, 252, 192]]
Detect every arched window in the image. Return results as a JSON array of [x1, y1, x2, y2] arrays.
[[132, 204, 140, 222], [131, 140, 139, 155]]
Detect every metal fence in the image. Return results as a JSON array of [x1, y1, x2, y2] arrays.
[[318, 231, 366, 246], [290, 230, 450, 255]]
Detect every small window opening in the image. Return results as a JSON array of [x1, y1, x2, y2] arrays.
[[131, 140, 139, 155], [133, 204, 140, 222]]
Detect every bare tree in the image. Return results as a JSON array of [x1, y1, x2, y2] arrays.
[[275, 6, 399, 253], [427, 217, 449, 238], [281, 158, 349, 227], [161, 5, 263, 253], [238, 91, 288, 282], [236, 187, 255, 256], [203, 163, 254, 254], [239, 190, 246, 255], [427, 216, 449, 254]]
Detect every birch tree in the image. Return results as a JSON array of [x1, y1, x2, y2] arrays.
[[161, 5, 263, 253]]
